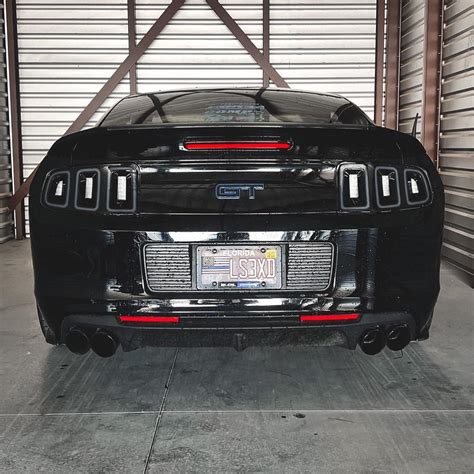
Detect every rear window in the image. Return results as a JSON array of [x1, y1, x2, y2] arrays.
[[100, 89, 371, 127]]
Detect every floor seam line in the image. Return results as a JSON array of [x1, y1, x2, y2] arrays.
[[143, 347, 179, 474], [0, 412, 161, 417], [160, 409, 474, 414], [1, 409, 472, 417]]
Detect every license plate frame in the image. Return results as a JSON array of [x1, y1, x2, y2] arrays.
[[195, 244, 284, 290]]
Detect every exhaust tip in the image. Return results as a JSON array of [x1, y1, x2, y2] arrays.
[[90, 330, 119, 358], [386, 325, 411, 351], [359, 328, 386, 355], [65, 328, 90, 355]]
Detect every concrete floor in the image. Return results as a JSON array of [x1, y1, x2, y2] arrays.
[[0, 240, 472, 473]]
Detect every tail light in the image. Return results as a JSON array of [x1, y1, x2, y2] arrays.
[[107, 167, 137, 212], [41, 163, 432, 213], [75, 168, 100, 211], [43, 166, 138, 213], [339, 164, 370, 210], [338, 163, 432, 211], [404, 169, 431, 205], [43, 171, 70, 208], [375, 167, 400, 208]]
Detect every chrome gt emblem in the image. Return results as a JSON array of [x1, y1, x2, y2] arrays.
[[215, 183, 265, 200]]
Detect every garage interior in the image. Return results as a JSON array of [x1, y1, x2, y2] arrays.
[[0, 0, 473, 471]]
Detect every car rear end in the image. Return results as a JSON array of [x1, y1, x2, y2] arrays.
[[29, 89, 444, 357]]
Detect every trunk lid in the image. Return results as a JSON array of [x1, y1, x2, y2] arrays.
[[72, 125, 403, 215]]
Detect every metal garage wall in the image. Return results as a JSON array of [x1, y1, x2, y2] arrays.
[[16, 0, 377, 233], [398, 0, 425, 138], [135, 1, 264, 91], [270, 0, 377, 117], [16, 0, 130, 235], [0, 2, 13, 244], [439, 0, 473, 276], [135, 0, 377, 116]]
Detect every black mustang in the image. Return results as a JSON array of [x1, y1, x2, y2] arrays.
[[30, 88, 444, 357]]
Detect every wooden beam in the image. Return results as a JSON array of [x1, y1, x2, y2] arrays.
[[385, 0, 401, 130], [421, 0, 443, 164], [262, 0, 270, 87], [374, 0, 385, 125], [6, 164, 35, 214], [206, 0, 289, 88], [4, 0, 24, 238], [128, 0, 137, 95], [8, 0, 185, 212]]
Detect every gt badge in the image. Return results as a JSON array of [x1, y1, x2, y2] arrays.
[[215, 183, 265, 200]]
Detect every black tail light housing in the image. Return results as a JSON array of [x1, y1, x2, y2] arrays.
[[404, 169, 431, 205], [338, 163, 432, 212], [42, 165, 137, 214], [43, 171, 70, 208], [107, 167, 137, 212], [339, 164, 370, 210], [375, 167, 400, 208], [41, 163, 432, 215], [75, 168, 100, 211]]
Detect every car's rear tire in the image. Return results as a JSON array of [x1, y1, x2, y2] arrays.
[[37, 305, 58, 345]]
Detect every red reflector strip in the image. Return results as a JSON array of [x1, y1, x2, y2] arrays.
[[119, 316, 180, 324], [300, 314, 360, 323], [183, 141, 291, 151]]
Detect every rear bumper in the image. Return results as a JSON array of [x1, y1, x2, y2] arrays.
[[32, 225, 442, 344], [61, 311, 416, 352]]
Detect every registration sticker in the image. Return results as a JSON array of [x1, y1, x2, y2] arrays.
[[265, 249, 277, 259]]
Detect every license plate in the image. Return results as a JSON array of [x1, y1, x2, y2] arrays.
[[196, 245, 283, 290]]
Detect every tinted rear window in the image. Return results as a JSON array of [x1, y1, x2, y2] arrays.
[[100, 89, 371, 127]]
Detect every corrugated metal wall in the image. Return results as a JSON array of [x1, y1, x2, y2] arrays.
[[16, 0, 130, 234], [136, 0, 377, 115], [439, 0, 473, 276], [270, 0, 377, 116], [0, 2, 13, 244], [398, 0, 424, 139], [15, 0, 377, 233], [135, 1, 264, 90]]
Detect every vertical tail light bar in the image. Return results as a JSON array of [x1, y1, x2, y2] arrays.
[[375, 167, 400, 208], [339, 164, 370, 210], [75, 169, 100, 211], [44, 171, 70, 208], [404, 169, 431, 205], [107, 167, 137, 212]]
